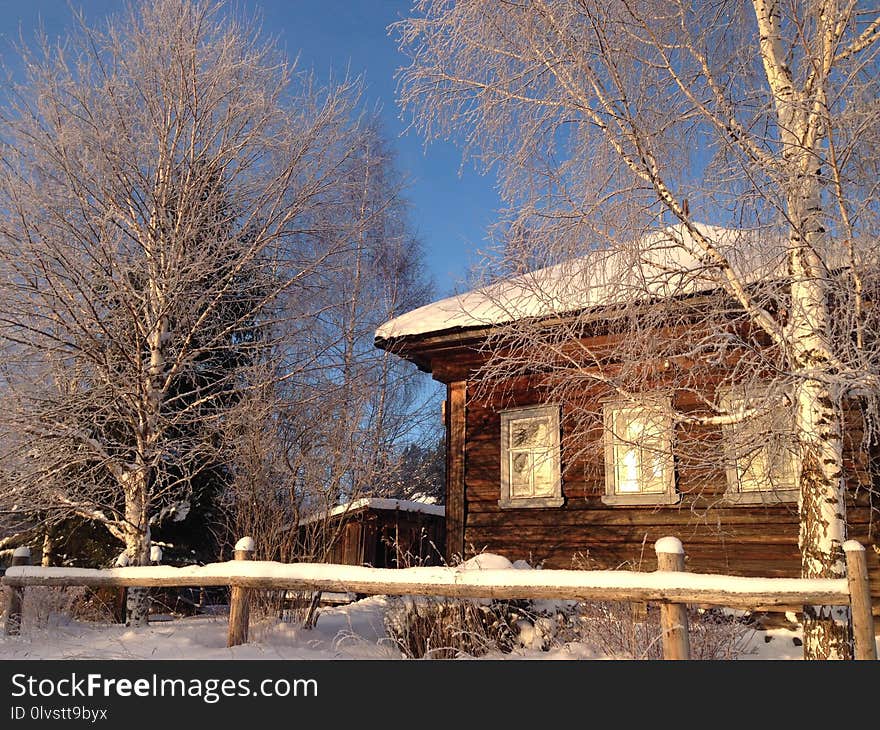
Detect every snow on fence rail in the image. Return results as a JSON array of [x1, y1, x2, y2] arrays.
[[2, 537, 876, 660]]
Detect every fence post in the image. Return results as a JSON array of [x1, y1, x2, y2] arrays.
[[4, 547, 31, 636], [843, 540, 877, 661], [227, 537, 254, 648], [655, 537, 691, 660]]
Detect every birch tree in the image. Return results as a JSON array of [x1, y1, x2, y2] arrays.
[[395, 0, 880, 659], [223, 122, 434, 566], [0, 0, 368, 625]]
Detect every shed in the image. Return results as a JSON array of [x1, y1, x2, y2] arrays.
[[302, 498, 446, 569]]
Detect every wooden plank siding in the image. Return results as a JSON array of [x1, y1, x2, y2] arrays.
[[457, 372, 880, 602], [379, 308, 880, 605]]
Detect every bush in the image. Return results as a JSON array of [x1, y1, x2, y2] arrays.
[[13, 586, 115, 632], [383, 595, 758, 659], [383, 596, 525, 658], [570, 601, 758, 659], [565, 550, 759, 659]]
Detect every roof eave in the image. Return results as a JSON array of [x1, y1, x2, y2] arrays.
[[374, 324, 496, 373]]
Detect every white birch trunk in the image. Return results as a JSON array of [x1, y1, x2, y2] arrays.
[[120, 466, 152, 626], [789, 212, 851, 659], [787, 162, 851, 659], [795, 377, 849, 658], [754, 0, 853, 660], [119, 276, 167, 627]]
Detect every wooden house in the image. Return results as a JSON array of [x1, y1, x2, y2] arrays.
[[374, 223, 880, 604], [301, 498, 445, 569]]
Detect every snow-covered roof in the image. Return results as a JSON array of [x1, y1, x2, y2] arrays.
[[299, 497, 445, 525], [375, 223, 781, 342]]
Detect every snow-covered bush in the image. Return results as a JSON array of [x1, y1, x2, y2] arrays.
[[564, 550, 759, 659], [382, 594, 601, 658], [383, 553, 577, 658], [572, 602, 758, 659], [383, 547, 759, 659], [382, 595, 524, 658], [15, 586, 115, 632]]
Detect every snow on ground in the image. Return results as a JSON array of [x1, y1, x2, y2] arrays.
[[0, 597, 397, 661], [0, 595, 833, 661]]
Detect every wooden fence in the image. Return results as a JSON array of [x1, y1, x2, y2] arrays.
[[2, 536, 876, 660]]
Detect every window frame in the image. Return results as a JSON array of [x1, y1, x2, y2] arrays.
[[719, 385, 799, 505], [602, 395, 679, 506], [498, 404, 564, 509]]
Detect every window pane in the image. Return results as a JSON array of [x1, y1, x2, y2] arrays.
[[725, 392, 797, 494], [744, 440, 796, 491], [501, 406, 561, 506], [774, 444, 798, 486], [640, 447, 669, 493], [532, 451, 555, 496], [617, 445, 641, 492], [609, 404, 671, 495], [511, 418, 550, 448], [617, 409, 639, 440], [510, 452, 533, 497], [738, 452, 767, 491]]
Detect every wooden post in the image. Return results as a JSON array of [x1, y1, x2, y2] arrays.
[[445, 380, 466, 563], [844, 540, 877, 661], [227, 537, 254, 648], [4, 547, 31, 636], [655, 537, 691, 660]]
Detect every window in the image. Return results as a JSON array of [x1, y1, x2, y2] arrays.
[[720, 386, 798, 504], [499, 405, 563, 508], [603, 397, 678, 505]]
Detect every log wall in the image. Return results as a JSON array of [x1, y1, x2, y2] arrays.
[[453, 368, 880, 603]]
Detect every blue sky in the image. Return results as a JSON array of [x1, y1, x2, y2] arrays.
[[0, 0, 502, 299]]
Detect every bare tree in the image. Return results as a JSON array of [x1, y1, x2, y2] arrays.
[[395, 1, 880, 659], [0, 0, 372, 625], [222, 121, 435, 568]]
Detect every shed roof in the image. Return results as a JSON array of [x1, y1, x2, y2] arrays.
[[375, 223, 782, 344], [299, 497, 445, 525]]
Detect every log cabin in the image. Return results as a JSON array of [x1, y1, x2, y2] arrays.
[[374, 223, 880, 606]]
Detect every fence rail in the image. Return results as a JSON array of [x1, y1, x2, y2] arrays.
[[2, 536, 876, 660]]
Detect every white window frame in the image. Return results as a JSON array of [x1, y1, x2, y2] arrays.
[[602, 396, 679, 506], [499, 404, 564, 509], [719, 386, 799, 504]]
